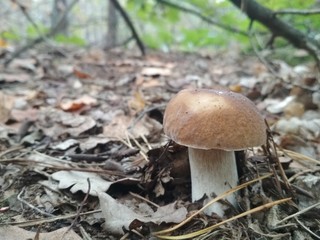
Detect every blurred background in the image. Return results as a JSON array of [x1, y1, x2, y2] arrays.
[[1, 0, 319, 64]]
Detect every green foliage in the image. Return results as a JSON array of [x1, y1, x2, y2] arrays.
[[124, 0, 319, 61], [258, 0, 315, 10], [54, 34, 86, 46], [179, 28, 223, 49], [125, 0, 251, 50], [1, 30, 20, 41], [26, 24, 49, 38]]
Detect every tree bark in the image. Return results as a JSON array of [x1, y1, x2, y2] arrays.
[[229, 0, 320, 66], [106, 0, 118, 48], [110, 0, 145, 55], [51, 0, 69, 35]]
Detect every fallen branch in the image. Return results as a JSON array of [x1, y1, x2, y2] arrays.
[[229, 0, 320, 69]]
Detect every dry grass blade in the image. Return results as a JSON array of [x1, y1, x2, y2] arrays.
[[279, 148, 319, 164], [153, 173, 273, 236], [155, 198, 291, 239]]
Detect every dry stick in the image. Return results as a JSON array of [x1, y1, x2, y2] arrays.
[[5, 0, 79, 66], [128, 104, 166, 131], [0, 210, 101, 227], [156, 198, 291, 239], [267, 122, 293, 196], [62, 178, 91, 239], [247, 19, 280, 78], [110, 0, 145, 56], [78, 225, 92, 240], [288, 168, 320, 183], [0, 146, 24, 158], [153, 174, 273, 235], [129, 191, 160, 208], [156, 0, 247, 36], [229, 0, 320, 69], [279, 148, 320, 165], [295, 217, 320, 240], [0, 158, 126, 177], [14, 0, 43, 37], [17, 187, 55, 218]]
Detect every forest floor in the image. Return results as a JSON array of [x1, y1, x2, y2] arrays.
[[0, 46, 319, 239]]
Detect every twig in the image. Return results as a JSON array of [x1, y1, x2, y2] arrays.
[[274, 9, 320, 16], [155, 198, 291, 239], [127, 132, 149, 162], [229, 0, 320, 70], [0, 209, 101, 227], [154, 174, 273, 235], [265, 122, 294, 196], [128, 104, 166, 130], [157, 0, 247, 36], [63, 178, 91, 239], [0, 158, 126, 177], [295, 217, 320, 239], [78, 225, 92, 240], [110, 0, 145, 56], [5, 0, 79, 66], [129, 191, 160, 208], [17, 187, 55, 217], [12, 0, 43, 35], [276, 201, 320, 225], [0, 146, 24, 158], [247, 19, 280, 78], [288, 168, 320, 183]]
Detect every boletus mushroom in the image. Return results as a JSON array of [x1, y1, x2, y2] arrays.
[[163, 88, 266, 216]]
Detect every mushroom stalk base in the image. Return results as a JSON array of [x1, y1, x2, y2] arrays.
[[188, 148, 238, 216]]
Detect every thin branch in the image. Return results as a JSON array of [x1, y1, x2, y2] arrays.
[[229, 0, 320, 70], [17, 187, 55, 217], [274, 9, 320, 16], [12, 0, 43, 36], [110, 0, 145, 55], [295, 217, 320, 239], [63, 178, 91, 238], [157, 0, 247, 36], [247, 20, 280, 77], [4, 0, 79, 66]]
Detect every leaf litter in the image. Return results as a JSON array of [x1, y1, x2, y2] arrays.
[[0, 46, 319, 239]]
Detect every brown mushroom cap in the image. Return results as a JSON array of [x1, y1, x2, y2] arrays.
[[163, 88, 266, 150]]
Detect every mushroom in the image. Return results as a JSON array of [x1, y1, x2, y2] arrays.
[[163, 88, 266, 216]]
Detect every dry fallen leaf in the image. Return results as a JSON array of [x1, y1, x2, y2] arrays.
[[38, 108, 97, 139], [73, 67, 92, 79], [103, 112, 161, 139], [128, 90, 146, 113], [0, 92, 15, 123], [10, 58, 37, 72], [0, 226, 82, 240], [141, 67, 171, 76], [51, 139, 79, 150], [51, 171, 114, 196], [98, 192, 187, 234], [10, 108, 39, 122], [60, 95, 98, 112], [0, 73, 30, 82]]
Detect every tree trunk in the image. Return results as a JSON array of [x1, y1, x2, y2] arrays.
[[51, 0, 69, 35], [106, 0, 118, 48]]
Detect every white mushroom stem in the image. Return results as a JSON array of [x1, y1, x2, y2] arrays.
[[188, 148, 238, 216]]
